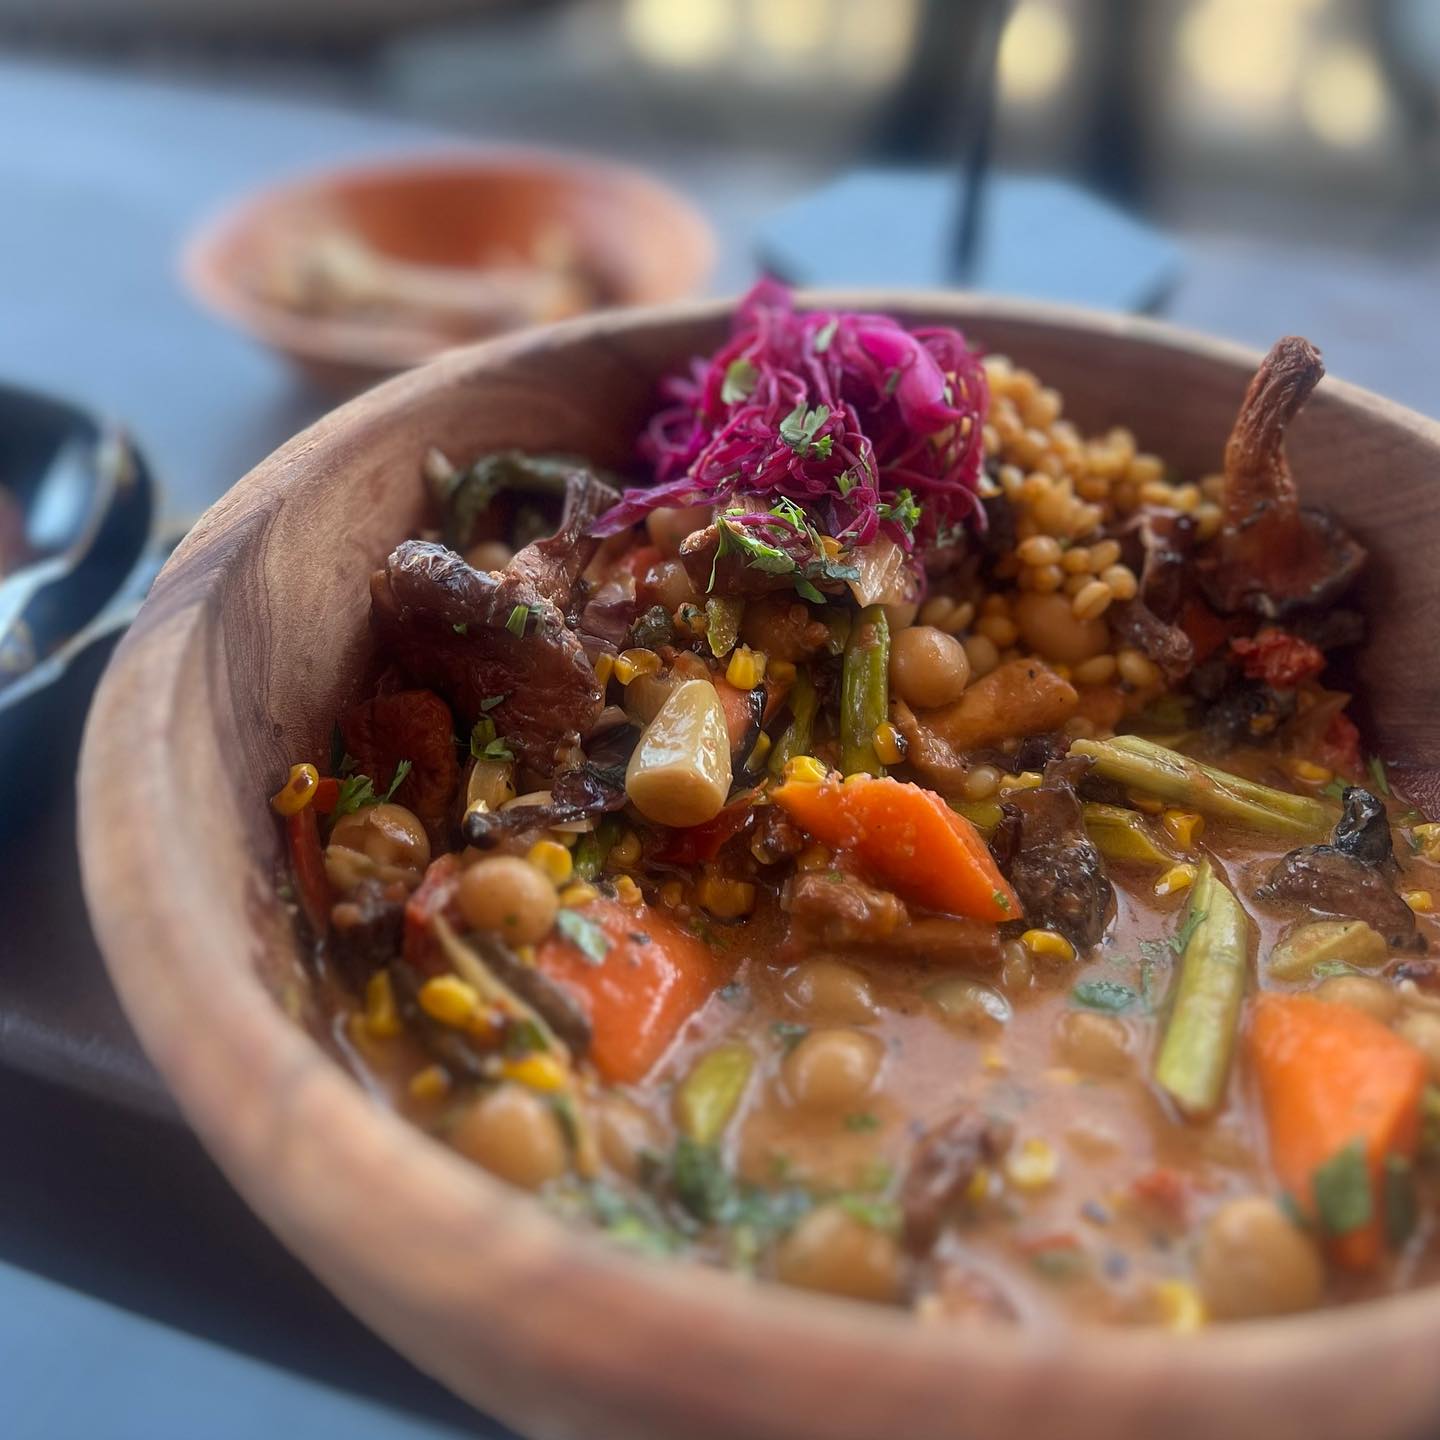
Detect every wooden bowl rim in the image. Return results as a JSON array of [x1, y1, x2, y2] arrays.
[[78, 292, 1440, 1414], [180, 145, 718, 372]]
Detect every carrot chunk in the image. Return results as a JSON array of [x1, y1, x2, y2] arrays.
[[535, 898, 724, 1082], [772, 772, 1019, 922], [1250, 992, 1428, 1269]]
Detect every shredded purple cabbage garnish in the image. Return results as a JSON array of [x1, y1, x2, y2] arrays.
[[593, 279, 989, 556]]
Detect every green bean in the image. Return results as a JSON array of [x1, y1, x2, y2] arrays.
[[573, 815, 621, 882], [1070, 736, 1335, 840], [841, 604, 890, 776], [769, 667, 818, 777], [675, 1043, 755, 1145], [1154, 860, 1250, 1120]]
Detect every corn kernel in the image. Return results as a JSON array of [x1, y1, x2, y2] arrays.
[[501, 1053, 570, 1093], [593, 652, 615, 687], [783, 754, 828, 785], [1072, 579, 1113, 621], [559, 882, 599, 907], [1004, 1138, 1058, 1191], [514, 945, 536, 966], [270, 762, 319, 815], [418, 974, 480, 1027], [1161, 809, 1205, 850], [1128, 789, 1165, 815], [873, 721, 906, 766], [697, 872, 756, 919], [1405, 890, 1434, 914], [613, 648, 662, 685], [609, 830, 642, 868], [768, 658, 797, 685], [526, 838, 574, 887], [659, 879, 685, 908], [614, 875, 643, 906], [982, 1044, 1008, 1073], [725, 645, 767, 691], [1412, 823, 1440, 860], [1021, 928, 1075, 963], [819, 535, 842, 559], [363, 970, 401, 1039], [467, 1008, 501, 1043], [999, 770, 1044, 793], [746, 732, 773, 771], [1153, 1280, 1207, 1334], [1155, 863, 1198, 897], [408, 1064, 451, 1102], [796, 842, 832, 872], [965, 1166, 992, 1204]]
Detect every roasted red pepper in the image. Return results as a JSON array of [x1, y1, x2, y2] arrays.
[[286, 807, 332, 935], [1230, 627, 1326, 689]]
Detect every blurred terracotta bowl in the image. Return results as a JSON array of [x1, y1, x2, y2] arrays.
[[182, 150, 715, 393], [79, 296, 1440, 1440]]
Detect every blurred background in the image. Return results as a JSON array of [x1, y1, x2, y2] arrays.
[[3, 2, 1439, 1436]]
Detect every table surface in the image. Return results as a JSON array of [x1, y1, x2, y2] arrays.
[[4, 49, 1440, 1440]]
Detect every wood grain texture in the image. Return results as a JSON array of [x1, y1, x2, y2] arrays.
[[78, 295, 1440, 1440]]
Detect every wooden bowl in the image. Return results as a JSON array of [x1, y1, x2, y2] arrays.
[[78, 296, 1440, 1440], [182, 150, 715, 394]]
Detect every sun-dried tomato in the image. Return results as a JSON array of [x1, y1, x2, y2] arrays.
[[1229, 627, 1326, 689]]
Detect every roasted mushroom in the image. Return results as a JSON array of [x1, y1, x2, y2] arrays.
[[1201, 336, 1366, 618]]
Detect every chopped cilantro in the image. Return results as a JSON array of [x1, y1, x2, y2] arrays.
[[794, 576, 825, 604], [771, 1021, 809, 1054], [1384, 1155, 1418, 1248], [836, 469, 857, 497], [1170, 908, 1209, 955], [1367, 755, 1391, 797], [1320, 778, 1349, 802], [672, 1137, 732, 1224], [843, 1112, 881, 1133], [777, 401, 831, 458], [877, 488, 922, 536], [479, 694, 506, 712], [1312, 960, 1359, 979], [556, 909, 611, 965], [332, 760, 411, 818], [813, 316, 839, 353], [451, 622, 468, 636], [882, 368, 902, 398], [1071, 979, 1139, 1014], [836, 1194, 901, 1235], [470, 717, 513, 762], [992, 889, 1011, 913], [720, 356, 759, 405], [1313, 1139, 1372, 1236], [505, 603, 530, 637], [769, 496, 808, 530]]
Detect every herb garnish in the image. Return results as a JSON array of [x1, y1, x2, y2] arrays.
[[470, 716, 514, 762], [1071, 979, 1139, 1014], [1320, 778, 1349, 802], [843, 1112, 881, 1133], [771, 1021, 809, 1054], [836, 1194, 901, 1235], [877, 488, 922, 537], [1313, 1139, 1372, 1235], [451, 622, 468, 636], [777, 401, 832, 459], [332, 760, 412, 818], [720, 357, 759, 405], [556, 909, 611, 965], [505, 603, 530, 637], [1367, 755, 1392, 797], [1170, 908, 1209, 955], [812, 317, 839, 353]]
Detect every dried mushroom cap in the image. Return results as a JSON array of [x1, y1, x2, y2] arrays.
[[1202, 335, 1366, 618]]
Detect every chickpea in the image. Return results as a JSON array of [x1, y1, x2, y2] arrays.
[[644, 558, 697, 613], [888, 625, 971, 710], [456, 856, 559, 945], [963, 633, 1000, 679], [1196, 1196, 1324, 1320], [464, 539, 513, 572], [1013, 591, 1109, 664], [1316, 974, 1400, 1025], [775, 1203, 903, 1303], [596, 1094, 664, 1181], [740, 594, 826, 662], [1054, 1010, 1132, 1078], [1396, 1010, 1440, 1081], [783, 959, 878, 1025], [646, 504, 712, 558], [451, 1084, 568, 1190], [330, 802, 430, 871], [882, 598, 919, 632], [782, 1028, 883, 1112]]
